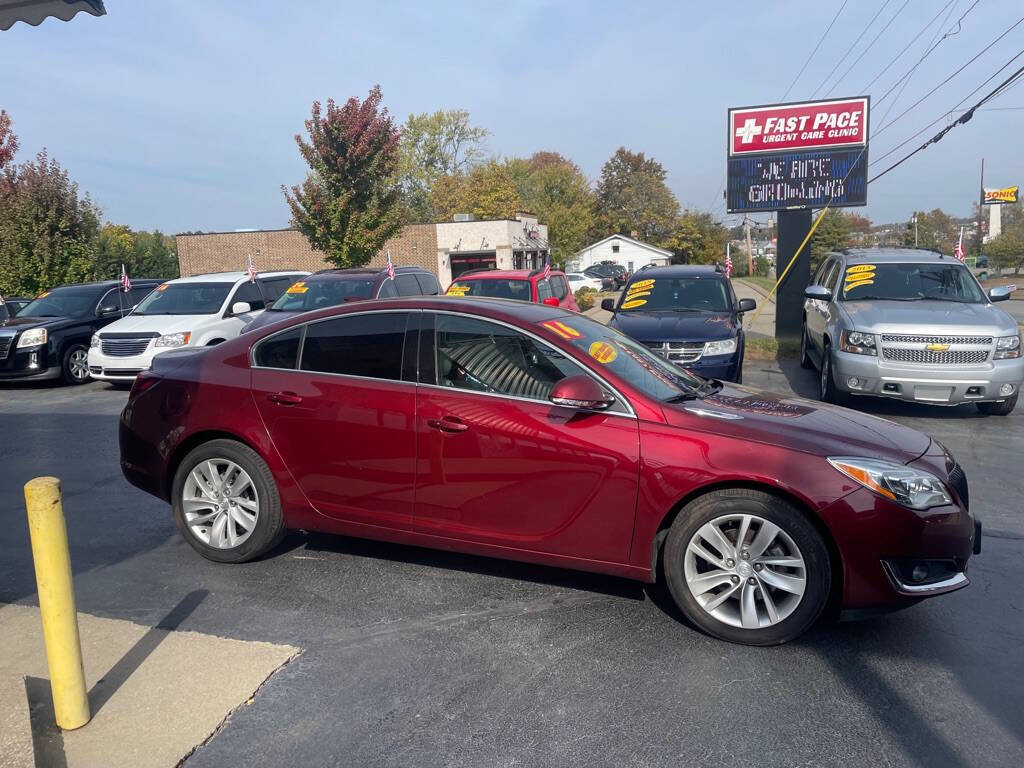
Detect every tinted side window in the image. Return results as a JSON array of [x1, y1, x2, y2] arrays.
[[260, 276, 301, 301], [536, 279, 553, 301], [395, 274, 421, 296], [98, 288, 125, 312], [254, 327, 302, 369], [129, 286, 156, 306], [823, 260, 841, 293], [812, 259, 831, 286], [231, 281, 266, 312], [415, 272, 440, 295], [432, 314, 580, 401], [551, 276, 568, 300], [377, 279, 398, 298], [301, 312, 408, 380]]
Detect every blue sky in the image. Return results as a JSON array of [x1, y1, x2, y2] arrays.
[[2, 0, 1021, 233]]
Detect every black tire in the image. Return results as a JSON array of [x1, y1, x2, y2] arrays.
[[818, 342, 845, 405], [662, 489, 831, 646], [171, 439, 285, 563], [799, 323, 813, 369], [60, 343, 91, 385], [977, 393, 1018, 416]]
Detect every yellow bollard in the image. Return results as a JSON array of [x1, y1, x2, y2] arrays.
[[24, 476, 91, 730]]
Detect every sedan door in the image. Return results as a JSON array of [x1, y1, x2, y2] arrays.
[[251, 311, 418, 527], [412, 312, 640, 563]]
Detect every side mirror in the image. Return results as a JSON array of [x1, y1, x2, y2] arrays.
[[97, 305, 121, 317], [737, 297, 756, 312], [231, 301, 252, 315], [549, 374, 615, 411], [804, 285, 831, 301], [601, 298, 616, 312], [542, 297, 560, 307], [988, 285, 1013, 302]]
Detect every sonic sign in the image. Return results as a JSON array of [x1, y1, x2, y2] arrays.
[[727, 97, 869, 213]]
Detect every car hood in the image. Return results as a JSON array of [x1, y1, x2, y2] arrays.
[[0, 315, 74, 331], [662, 383, 931, 463], [839, 300, 1017, 334], [97, 313, 219, 335], [243, 309, 297, 333], [609, 311, 738, 342]]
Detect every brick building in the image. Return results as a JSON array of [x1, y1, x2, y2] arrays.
[[176, 214, 549, 290]]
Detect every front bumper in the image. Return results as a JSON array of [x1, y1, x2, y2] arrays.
[[832, 350, 1023, 404], [88, 344, 163, 381], [678, 356, 742, 382], [0, 344, 58, 380]]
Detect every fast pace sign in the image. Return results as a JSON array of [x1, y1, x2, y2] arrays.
[[727, 96, 869, 213]]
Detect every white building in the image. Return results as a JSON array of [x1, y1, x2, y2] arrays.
[[436, 213, 549, 286], [568, 234, 672, 274]]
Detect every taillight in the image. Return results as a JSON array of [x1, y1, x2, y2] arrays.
[[129, 370, 161, 399]]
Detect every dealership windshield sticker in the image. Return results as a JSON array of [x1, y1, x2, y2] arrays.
[[445, 284, 470, 296], [37, 291, 50, 298], [622, 279, 654, 308], [628, 279, 655, 291], [156, 283, 169, 292], [844, 264, 876, 293], [621, 299, 649, 309], [285, 281, 308, 294], [541, 320, 582, 340], [588, 341, 618, 364]]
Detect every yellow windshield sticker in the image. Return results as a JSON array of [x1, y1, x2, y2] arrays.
[[623, 290, 651, 300], [285, 281, 308, 294], [846, 264, 875, 275], [541, 320, 583, 340], [37, 291, 50, 298], [588, 341, 618, 364], [844, 279, 874, 291], [628, 279, 655, 291], [156, 283, 169, 292], [621, 299, 648, 309], [446, 284, 470, 296]]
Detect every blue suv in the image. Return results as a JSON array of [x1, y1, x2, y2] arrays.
[[601, 265, 755, 383]]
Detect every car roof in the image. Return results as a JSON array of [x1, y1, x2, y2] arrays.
[[630, 265, 722, 278], [312, 265, 427, 278], [836, 248, 955, 264], [168, 270, 308, 284], [48, 279, 163, 291], [453, 269, 562, 280]]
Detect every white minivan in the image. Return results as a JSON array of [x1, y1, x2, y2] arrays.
[[88, 270, 306, 383]]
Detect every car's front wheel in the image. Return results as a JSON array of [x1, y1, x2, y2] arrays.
[[799, 324, 813, 369], [61, 343, 91, 385], [663, 489, 831, 645], [171, 439, 285, 563], [819, 342, 845, 404], [977, 393, 1018, 416]]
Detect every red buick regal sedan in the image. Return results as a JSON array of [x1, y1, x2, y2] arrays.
[[119, 296, 980, 645]]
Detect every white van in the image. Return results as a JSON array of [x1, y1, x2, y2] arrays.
[[88, 270, 306, 383]]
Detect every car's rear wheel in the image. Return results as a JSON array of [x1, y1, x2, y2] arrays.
[[171, 439, 285, 563], [799, 324, 813, 369], [977, 393, 1018, 416], [61, 344, 91, 385], [663, 489, 831, 645]]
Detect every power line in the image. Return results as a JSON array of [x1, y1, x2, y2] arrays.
[[874, 15, 1024, 137], [868, 63, 1024, 184], [811, 0, 892, 99], [861, 0, 956, 92], [781, 0, 848, 101], [824, 0, 909, 98]]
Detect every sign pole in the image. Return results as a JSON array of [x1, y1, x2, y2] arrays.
[[744, 215, 754, 275], [977, 158, 984, 256], [775, 209, 812, 340]]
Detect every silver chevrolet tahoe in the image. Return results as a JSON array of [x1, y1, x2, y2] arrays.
[[800, 248, 1022, 415]]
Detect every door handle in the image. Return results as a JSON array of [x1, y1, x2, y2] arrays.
[[427, 416, 468, 433], [267, 391, 303, 406]]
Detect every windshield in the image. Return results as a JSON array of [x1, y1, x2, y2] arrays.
[[269, 278, 376, 311], [133, 282, 233, 315], [841, 262, 984, 303], [447, 279, 532, 301], [544, 314, 706, 400], [18, 286, 103, 318], [619, 276, 731, 312]]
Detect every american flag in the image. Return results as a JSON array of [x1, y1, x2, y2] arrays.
[[120, 264, 132, 292], [247, 253, 258, 282], [954, 226, 966, 261], [385, 249, 395, 280], [724, 250, 733, 277], [541, 253, 551, 279]]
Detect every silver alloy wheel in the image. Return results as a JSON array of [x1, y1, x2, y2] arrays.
[[69, 349, 89, 381], [820, 353, 830, 400], [684, 513, 807, 629], [181, 458, 259, 549]]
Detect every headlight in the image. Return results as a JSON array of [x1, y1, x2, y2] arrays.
[[154, 331, 191, 348], [841, 329, 877, 356], [90, 333, 100, 348], [703, 337, 737, 356], [16, 328, 47, 348], [828, 457, 952, 510], [995, 334, 1020, 360]]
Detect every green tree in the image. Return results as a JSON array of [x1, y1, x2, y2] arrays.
[[526, 161, 594, 263], [0, 150, 101, 296], [592, 147, 680, 244], [397, 109, 488, 221], [429, 160, 522, 221], [984, 201, 1024, 275], [0, 109, 17, 174], [663, 211, 727, 265], [809, 207, 851, 270], [284, 86, 404, 269], [93, 224, 179, 282], [902, 208, 957, 253]]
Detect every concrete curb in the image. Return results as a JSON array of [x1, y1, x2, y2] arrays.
[[735, 279, 775, 304]]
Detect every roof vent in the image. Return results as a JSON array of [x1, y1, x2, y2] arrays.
[[453, 213, 474, 222]]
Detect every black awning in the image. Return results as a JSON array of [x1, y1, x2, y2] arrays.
[[0, 0, 105, 31]]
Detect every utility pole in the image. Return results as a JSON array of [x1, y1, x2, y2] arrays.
[[744, 214, 754, 275], [913, 215, 918, 247], [976, 158, 985, 256]]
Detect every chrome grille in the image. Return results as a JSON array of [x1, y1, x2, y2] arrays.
[[0, 336, 11, 360], [101, 337, 151, 357], [881, 334, 993, 345], [882, 348, 989, 365], [643, 341, 704, 363]]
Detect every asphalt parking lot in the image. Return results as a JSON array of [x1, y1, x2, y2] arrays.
[[1, 370, 1022, 768]]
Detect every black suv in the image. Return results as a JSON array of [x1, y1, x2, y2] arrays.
[[0, 279, 162, 384], [242, 265, 441, 333]]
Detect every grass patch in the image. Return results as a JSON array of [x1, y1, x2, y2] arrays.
[[737, 276, 777, 294], [745, 337, 801, 360]]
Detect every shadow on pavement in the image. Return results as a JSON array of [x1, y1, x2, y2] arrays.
[[25, 676, 68, 768]]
